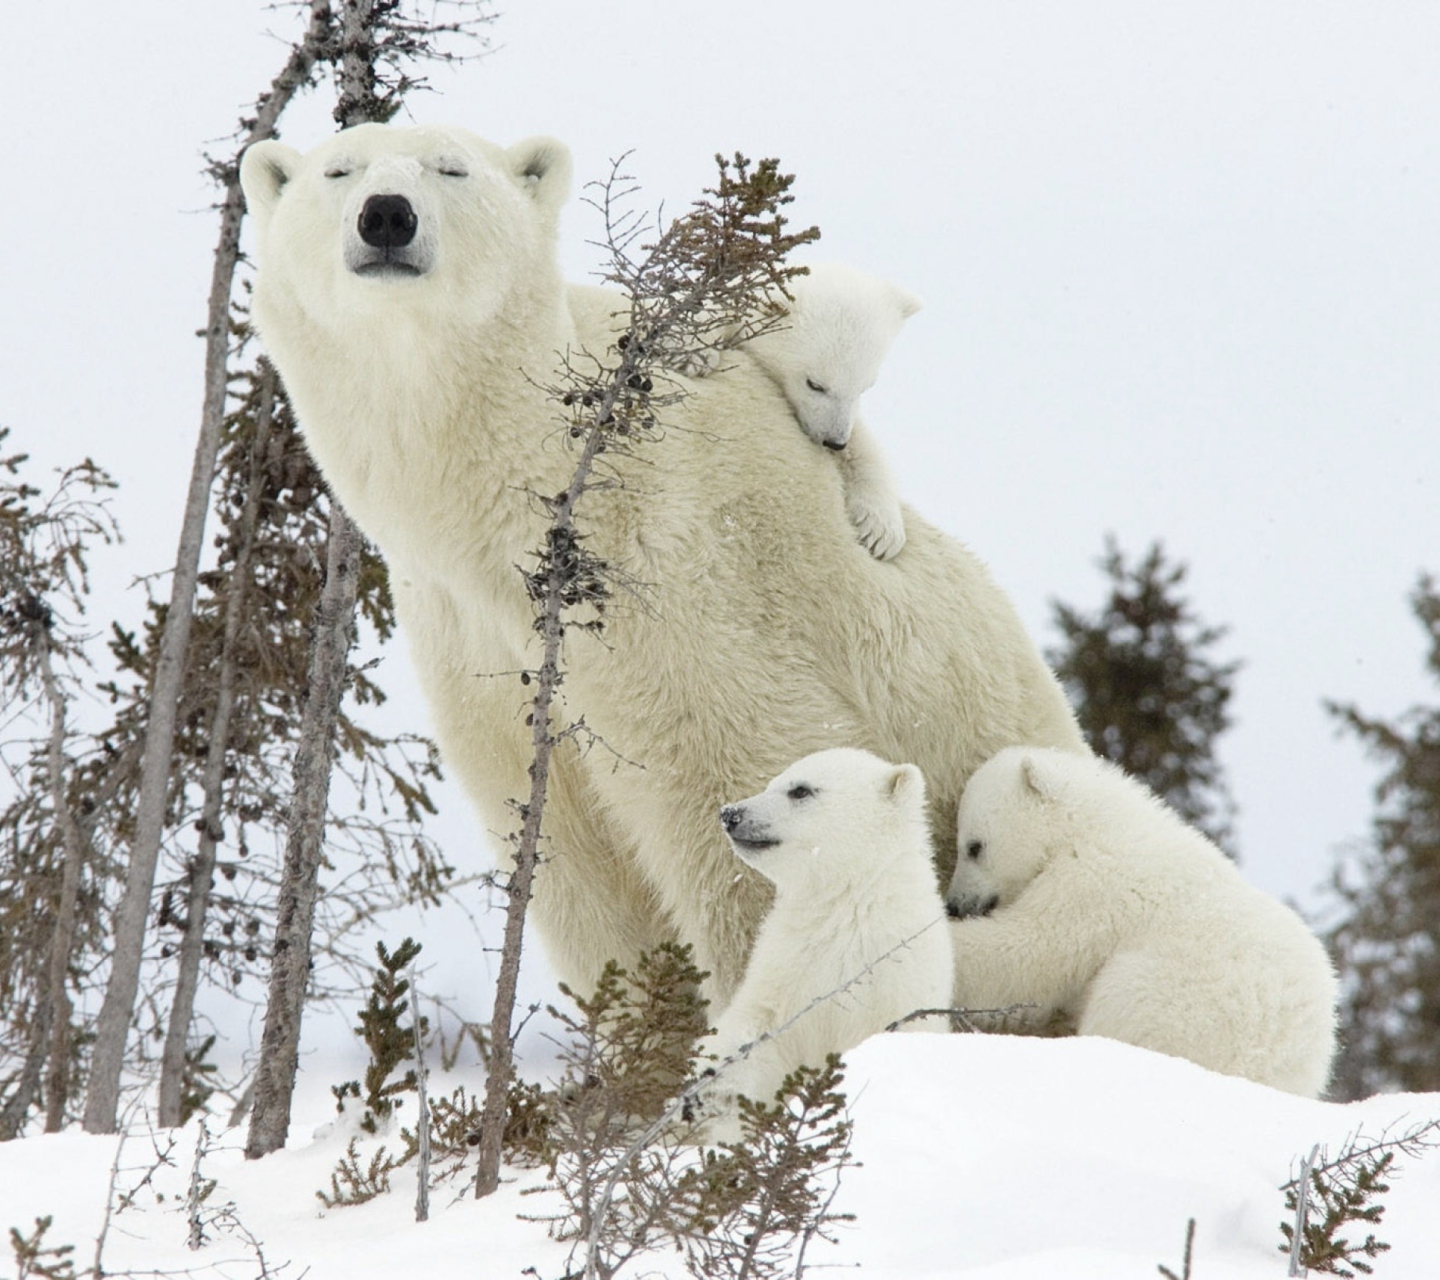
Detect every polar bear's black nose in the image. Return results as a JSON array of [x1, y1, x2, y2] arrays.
[[358, 194, 418, 249], [719, 804, 743, 834]]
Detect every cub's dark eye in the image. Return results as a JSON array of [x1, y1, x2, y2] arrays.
[[966, 840, 984, 860], [805, 378, 827, 395], [787, 784, 815, 802], [437, 164, 469, 178], [324, 167, 352, 179]]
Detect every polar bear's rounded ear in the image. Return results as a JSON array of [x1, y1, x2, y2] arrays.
[[508, 137, 572, 216], [886, 762, 925, 805], [890, 283, 923, 321], [1018, 753, 1058, 804], [240, 140, 302, 222]]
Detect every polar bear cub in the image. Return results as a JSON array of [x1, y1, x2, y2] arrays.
[[946, 747, 1338, 1096], [703, 748, 954, 1126], [703, 263, 920, 561]]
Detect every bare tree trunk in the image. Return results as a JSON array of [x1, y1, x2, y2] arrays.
[[40, 636, 85, 1133], [410, 972, 431, 1223], [157, 366, 279, 1127], [335, 0, 382, 129], [0, 620, 88, 1137], [83, 0, 335, 1137], [474, 427, 613, 1197], [466, 158, 818, 1194], [244, 506, 362, 1158], [243, 0, 395, 1162], [0, 1025, 47, 1139]]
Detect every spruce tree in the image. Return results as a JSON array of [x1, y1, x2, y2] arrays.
[[1323, 574, 1440, 1099], [0, 435, 119, 1137], [1048, 536, 1241, 849]]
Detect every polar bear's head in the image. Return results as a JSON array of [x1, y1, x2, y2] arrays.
[[946, 747, 1078, 919], [718, 748, 929, 892], [239, 124, 572, 341], [746, 263, 921, 451]]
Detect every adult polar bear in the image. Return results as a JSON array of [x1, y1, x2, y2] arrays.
[[239, 123, 1085, 1002]]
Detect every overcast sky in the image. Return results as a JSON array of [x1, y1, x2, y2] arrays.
[[4, 3, 1438, 1004]]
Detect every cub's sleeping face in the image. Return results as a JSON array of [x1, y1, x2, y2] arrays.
[[746, 263, 921, 451], [946, 747, 1065, 920], [719, 747, 926, 892]]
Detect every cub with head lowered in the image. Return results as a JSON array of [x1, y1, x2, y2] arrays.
[[728, 263, 921, 562], [947, 746, 1338, 1096], [699, 749, 953, 1130]]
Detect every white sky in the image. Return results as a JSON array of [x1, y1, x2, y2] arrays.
[[3, 1, 1438, 957]]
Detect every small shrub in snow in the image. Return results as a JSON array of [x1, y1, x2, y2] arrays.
[[671, 1056, 854, 1280], [528, 942, 855, 1280], [329, 937, 425, 1135], [1276, 1119, 1440, 1275], [8, 1216, 75, 1280], [316, 1138, 399, 1210]]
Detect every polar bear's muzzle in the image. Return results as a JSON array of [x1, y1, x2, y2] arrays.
[[347, 193, 432, 277], [719, 803, 780, 855], [946, 893, 999, 920]]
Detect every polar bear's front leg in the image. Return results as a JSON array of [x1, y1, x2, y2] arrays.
[[837, 418, 906, 561], [948, 906, 1097, 1027], [692, 1005, 792, 1142]]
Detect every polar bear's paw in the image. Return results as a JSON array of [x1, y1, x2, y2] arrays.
[[847, 483, 907, 561], [675, 1069, 745, 1146]]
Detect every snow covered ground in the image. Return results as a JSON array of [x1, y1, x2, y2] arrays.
[[3, 1033, 1438, 1279]]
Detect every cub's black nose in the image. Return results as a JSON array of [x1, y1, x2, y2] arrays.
[[719, 804, 743, 834], [358, 194, 418, 249]]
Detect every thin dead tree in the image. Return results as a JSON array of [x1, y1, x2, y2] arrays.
[[471, 155, 819, 1198], [245, 4, 389, 1156], [83, 0, 338, 1136], [410, 968, 432, 1223], [155, 363, 279, 1126], [246, 0, 494, 1159], [243, 507, 361, 1158]]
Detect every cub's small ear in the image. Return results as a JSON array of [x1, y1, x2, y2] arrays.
[[886, 762, 925, 804], [508, 137, 572, 215], [890, 283, 923, 321], [239, 140, 302, 221], [1018, 753, 1058, 803]]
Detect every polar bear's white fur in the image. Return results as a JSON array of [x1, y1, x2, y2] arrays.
[[239, 123, 1086, 1004], [743, 264, 920, 561], [946, 747, 1338, 1095], [705, 749, 953, 1117]]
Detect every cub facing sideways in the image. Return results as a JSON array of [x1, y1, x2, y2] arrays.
[[946, 746, 1338, 1096], [698, 749, 954, 1135]]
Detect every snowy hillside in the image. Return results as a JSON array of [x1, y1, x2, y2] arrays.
[[3, 1034, 1437, 1279]]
